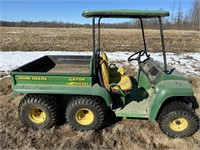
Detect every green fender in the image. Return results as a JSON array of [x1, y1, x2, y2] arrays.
[[91, 84, 112, 106], [149, 80, 194, 121]]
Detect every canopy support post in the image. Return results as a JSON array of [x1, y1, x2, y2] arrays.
[[92, 17, 95, 55], [139, 18, 147, 52], [98, 17, 102, 51], [158, 17, 167, 72], [92, 17, 96, 76]]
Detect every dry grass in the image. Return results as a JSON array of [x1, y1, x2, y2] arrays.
[[0, 69, 200, 149], [0, 27, 200, 52]]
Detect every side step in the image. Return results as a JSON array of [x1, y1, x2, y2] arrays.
[[114, 99, 149, 118]]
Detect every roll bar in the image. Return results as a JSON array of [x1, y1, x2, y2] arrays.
[[92, 16, 168, 76]]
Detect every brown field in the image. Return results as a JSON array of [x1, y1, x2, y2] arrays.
[[0, 27, 200, 52], [0, 27, 200, 149]]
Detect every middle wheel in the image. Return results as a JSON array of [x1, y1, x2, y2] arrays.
[[65, 96, 105, 131]]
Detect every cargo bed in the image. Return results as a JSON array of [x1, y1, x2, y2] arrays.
[[12, 55, 92, 75], [10, 55, 93, 94]]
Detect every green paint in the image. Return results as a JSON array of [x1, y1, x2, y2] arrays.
[[137, 71, 152, 90], [82, 10, 170, 18], [148, 80, 194, 121], [13, 75, 92, 86], [113, 65, 194, 120], [11, 74, 112, 107], [114, 88, 153, 118], [116, 113, 147, 118], [13, 84, 92, 95], [156, 68, 189, 84], [91, 84, 112, 106]]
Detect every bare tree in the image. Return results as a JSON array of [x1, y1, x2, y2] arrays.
[[176, 0, 183, 29], [171, 0, 177, 29], [190, 0, 200, 30]]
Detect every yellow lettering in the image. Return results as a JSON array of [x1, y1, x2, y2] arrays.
[[31, 77, 47, 81], [17, 76, 31, 80], [68, 77, 86, 81], [67, 82, 89, 86]]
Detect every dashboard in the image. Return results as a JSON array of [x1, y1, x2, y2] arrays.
[[139, 58, 163, 84]]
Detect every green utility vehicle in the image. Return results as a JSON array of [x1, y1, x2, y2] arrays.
[[10, 10, 199, 138]]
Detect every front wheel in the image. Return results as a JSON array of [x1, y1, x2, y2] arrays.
[[158, 101, 199, 138], [65, 96, 105, 131]]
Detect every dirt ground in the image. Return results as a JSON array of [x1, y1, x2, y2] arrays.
[[0, 72, 199, 149]]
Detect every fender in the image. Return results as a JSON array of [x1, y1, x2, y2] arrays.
[[91, 84, 112, 106], [148, 80, 194, 121]]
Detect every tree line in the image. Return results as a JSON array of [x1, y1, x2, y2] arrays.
[[0, 0, 199, 30]]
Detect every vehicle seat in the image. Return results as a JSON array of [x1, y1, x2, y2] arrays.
[[100, 59, 132, 94], [101, 51, 125, 76]]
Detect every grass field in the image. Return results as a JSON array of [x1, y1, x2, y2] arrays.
[[1, 27, 200, 52], [0, 27, 200, 149]]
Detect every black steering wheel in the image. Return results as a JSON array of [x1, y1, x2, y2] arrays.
[[128, 50, 147, 62]]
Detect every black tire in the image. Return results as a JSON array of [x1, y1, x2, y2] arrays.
[[65, 96, 105, 131], [18, 94, 57, 129], [158, 101, 199, 138]]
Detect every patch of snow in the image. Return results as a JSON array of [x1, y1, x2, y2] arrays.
[[107, 52, 200, 76], [0, 51, 200, 76], [6, 31, 20, 34]]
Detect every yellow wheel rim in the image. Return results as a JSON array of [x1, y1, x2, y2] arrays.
[[29, 107, 46, 124], [169, 117, 188, 131], [75, 108, 94, 125]]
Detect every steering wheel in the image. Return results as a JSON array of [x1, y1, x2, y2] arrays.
[[128, 50, 146, 62]]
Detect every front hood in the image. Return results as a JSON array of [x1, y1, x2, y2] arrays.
[[156, 65, 190, 84]]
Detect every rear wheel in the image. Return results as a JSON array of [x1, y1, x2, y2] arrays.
[[65, 96, 105, 131], [158, 101, 199, 138], [18, 94, 57, 129]]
